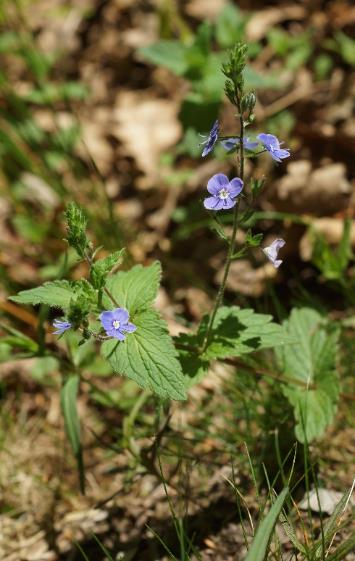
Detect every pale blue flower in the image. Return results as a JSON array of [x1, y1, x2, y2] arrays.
[[262, 238, 285, 268], [53, 319, 72, 335], [200, 120, 219, 157], [204, 173, 243, 211], [257, 133, 290, 162], [221, 137, 259, 151], [100, 307, 136, 341]]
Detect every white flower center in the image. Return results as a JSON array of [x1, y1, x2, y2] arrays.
[[218, 188, 229, 200], [112, 320, 121, 329]]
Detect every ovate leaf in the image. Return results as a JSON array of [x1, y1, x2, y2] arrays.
[[10, 280, 74, 310], [277, 308, 340, 443], [101, 309, 187, 401], [201, 306, 291, 361], [103, 261, 161, 315]]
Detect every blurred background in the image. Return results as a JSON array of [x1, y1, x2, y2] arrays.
[[0, 0, 354, 560]]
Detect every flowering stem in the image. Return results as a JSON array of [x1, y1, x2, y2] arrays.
[[202, 101, 245, 351]]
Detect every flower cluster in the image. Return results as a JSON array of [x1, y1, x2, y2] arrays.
[[200, 121, 289, 268], [200, 120, 290, 163]]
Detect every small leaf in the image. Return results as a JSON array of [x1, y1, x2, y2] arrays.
[[9, 280, 74, 310], [246, 229, 263, 247], [60, 375, 85, 493], [90, 249, 125, 290], [101, 309, 187, 401], [244, 488, 289, 561], [277, 308, 340, 443]]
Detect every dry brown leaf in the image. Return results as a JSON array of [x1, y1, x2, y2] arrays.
[[112, 91, 181, 184], [276, 161, 352, 215], [246, 6, 306, 41]]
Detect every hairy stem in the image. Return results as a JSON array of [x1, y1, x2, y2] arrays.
[[202, 100, 245, 350]]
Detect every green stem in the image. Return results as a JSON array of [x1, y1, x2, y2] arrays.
[[202, 100, 245, 350]]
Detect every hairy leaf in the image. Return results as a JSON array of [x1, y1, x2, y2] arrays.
[[101, 309, 187, 401], [201, 306, 292, 361], [277, 308, 340, 443], [103, 261, 161, 315], [10, 280, 74, 310]]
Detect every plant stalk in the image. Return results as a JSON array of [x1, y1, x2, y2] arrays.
[[202, 99, 245, 350]]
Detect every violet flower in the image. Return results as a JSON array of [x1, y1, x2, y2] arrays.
[[257, 133, 290, 163], [220, 137, 258, 151], [200, 120, 219, 157], [262, 238, 286, 268], [204, 173, 243, 211], [100, 307, 136, 341], [53, 319, 72, 335]]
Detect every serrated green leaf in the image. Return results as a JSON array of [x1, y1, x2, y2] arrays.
[[175, 333, 210, 388], [101, 309, 187, 401], [244, 488, 289, 561], [9, 280, 74, 310], [201, 307, 292, 361], [277, 308, 340, 443], [103, 261, 161, 315]]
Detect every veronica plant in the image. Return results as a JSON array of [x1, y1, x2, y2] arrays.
[[8, 42, 340, 470]]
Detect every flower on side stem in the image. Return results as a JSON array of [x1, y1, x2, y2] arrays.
[[204, 173, 243, 211], [100, 307, 136, 341], [262, 238, 285, 268], [200, 120, 219, 157], [53, 319, 72, 335], [257, 133, 290, 162], [220, 137, 258, 151]]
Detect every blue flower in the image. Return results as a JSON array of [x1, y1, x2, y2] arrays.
[[204, 173, 243, 211], [257, 133, 290, 162], [220, 137, 259, 151], [53, 319, 72, 335], [100, 307, 137, 341], [200, 120, 219, 157], [262, 238, 285, 268]]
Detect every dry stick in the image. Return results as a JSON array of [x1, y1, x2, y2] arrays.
[[202, 97, 245, 350]]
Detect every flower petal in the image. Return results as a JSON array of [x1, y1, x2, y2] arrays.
[[100, 311, 115, 331], [112, 330, 126, 341], [243, 138, 259, 150], [228, 177, 244, 198], [258, 133, 280, 150], [274, 148, 290, 160], [203, 196, 221, 210], [220, 138, 239, 151], [113, 308, 129, 324], [222, 197, 236, 210], [207, 173, 229, 195], [122, 322, 137, 333]]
